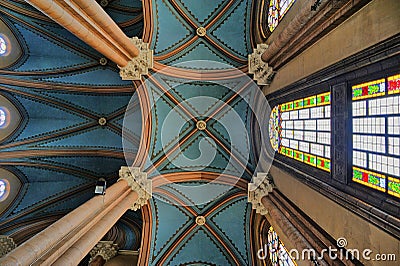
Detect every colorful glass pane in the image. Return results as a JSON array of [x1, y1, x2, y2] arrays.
[[352, 74, 400, 196], [267, 0, 296, 32], [279, 0, 296, 19], [0, 179, 7, 199], [317, 92, 331, 106], [352, 167, 385, 192], [293, 99, 303, 110], [267, 227, 296, 266], [352, 79, 385, 100], [0, 108, 6, 127], [303, 96, 316, 108], [388, 177, 400, 198], [269, 106, 280, 151], [268, 0, 279, 32], [0, 36, 7, 55], [388, 74, 400, 95], [276, 92, 331, 171]]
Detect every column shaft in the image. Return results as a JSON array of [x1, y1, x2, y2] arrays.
[[26, 0, 130, 66], [73, 0, 139, 58], [53, 191, 138, 266], [0, 180, 130, 266]]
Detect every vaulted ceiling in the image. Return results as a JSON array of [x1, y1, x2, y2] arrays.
[[0, 0, 266, 264]]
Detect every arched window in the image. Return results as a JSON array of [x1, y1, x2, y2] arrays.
[[267, 226, 296, 266], [352, 73, 400, 198], [268, 0, 296, 32], [0, 107, 8, 128], [0, 36, 7, 55], [269, 92, 332, 172], [0, 179, 9, 202], [269, 106, 280, 151]]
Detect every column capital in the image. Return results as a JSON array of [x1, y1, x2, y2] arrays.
[[0, 235, 16, 258], [118, 166, 152, 211], [248, 173, 274, 215], [119, 37, 153, 80], [89, 241, 118, 263], [248, 44, 275, 86]]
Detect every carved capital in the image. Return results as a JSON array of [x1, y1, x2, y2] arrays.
[[248, 44, 275, 85], [119, 37, 153, 80], [0, 236, 16, 258], [89, 241, 118, 263], [248, 173, 274, 215], [118, 166, 152, 211]]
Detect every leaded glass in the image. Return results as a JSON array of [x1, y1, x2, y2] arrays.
[[352, 74, 400, 197], [0, 36, 7, 55], [269, 106, 280, 151], [277, 92, 331, 172], [388, 74, 400, 95], [267, 0, 296, 32], [0, 179, 7, 200], [0, 107, 7, 128], [267, 227, 296, 266]]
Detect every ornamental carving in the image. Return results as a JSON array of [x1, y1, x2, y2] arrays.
[[0, 236, 16, 258], [248, 173, 274, 215], [118, 166, 152, 211], [119, 37, 153, 80], [248, 44, 275, 85], [89, 241, 118, 263]]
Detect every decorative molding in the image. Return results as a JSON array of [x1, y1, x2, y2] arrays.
[[248, 44, 275, 85], [118, 166, 152, 211], [0, 236, 16, 258], [119, 37, 153, 80], [89, 241, 118, 263], [331, 82, 349, 184], [195, 216, 206, 226], [248, 173, 274, 215]]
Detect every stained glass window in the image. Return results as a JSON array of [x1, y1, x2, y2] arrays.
[[0, 107, 8, 128], [267, 227, 296, 266], [0, 179, 8, 201], [272, 92, 331, 172], [352, 74, 400, 198], [269, 106, 280, 151], [267, 0, 296, 32], [0, 36, 7, 55]]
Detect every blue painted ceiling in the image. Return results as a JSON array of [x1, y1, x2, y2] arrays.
[[0, 0, 260, 264], [0, 0, 143, 249]]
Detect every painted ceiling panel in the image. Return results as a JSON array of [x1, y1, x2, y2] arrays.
[[149, 0, 252, 68], [10, 166, 90, 213], [210, 197, 250, 264], [11, 24, 93, 72], [35, 157, 126, 177], [149, 182, 250, 265], [153, 0, 193, 54], [36, 91, 131, 117], [12, 94, 89, 142], [38, 127, 125, 150], [167, 228, 232, 265], [162, 133, 244, 177], [210, 0, 252, 57], [164, 41, 234, 69], [40, 66, 132, 86], [178, 0, 226, 23], [152, 198, 191, 255]]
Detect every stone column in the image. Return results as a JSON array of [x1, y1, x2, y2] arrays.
[[52, 167, 152, 265], [248, 173, 315, 266], [26, 0, 153, 80], [0, 167, 152, 266]]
